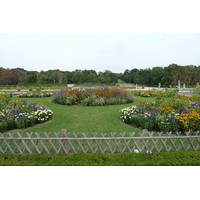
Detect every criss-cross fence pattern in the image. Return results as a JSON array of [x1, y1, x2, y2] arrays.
[[0, 130, 199, 154]]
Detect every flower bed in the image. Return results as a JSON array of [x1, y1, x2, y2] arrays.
[[120, 95, 200, 132], [18, 92, 54, 98], [133, 90, 158, 97], [0, 97, 53, 132], [52, 87, 134, 106], [133, 89, 178, 98]]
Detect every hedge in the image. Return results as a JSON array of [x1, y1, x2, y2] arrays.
[[0, 151, 199, 166]]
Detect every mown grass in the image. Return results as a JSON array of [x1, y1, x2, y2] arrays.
[[0, 151, 199, 166], [11, 96, 155, 133]]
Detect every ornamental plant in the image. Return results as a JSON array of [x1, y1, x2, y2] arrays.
[[134, 90, 158, 97], [18, 92, 54, 98], [52, 87, 134, 106], [195, 85, 200, 96], [120, 95, 200, 133], [133, 89, 178, 98], [0, 99, 53, 132], [0, 94, 12, 110]]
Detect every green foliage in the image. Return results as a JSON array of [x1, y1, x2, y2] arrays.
[[156, 89, 178, 99], [150, 67, 164, 86], [134, 69, 151, 85], [117, 79, 126, 84], [0, 93, 12, 110], [0, 67, 26, 85], [130, 115, 146, 128], [157, 117, 180, 132], [0, 152, 199, 166], [81, 95, 105, 106], [195, 86, 200, 96], [53, 92, 67, 105], [120, 64, 200, 87], [134, 90, 158, 97], [1, 64, 200, 87]]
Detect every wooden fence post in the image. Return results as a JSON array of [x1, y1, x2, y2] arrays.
[[141, 129, 149, 153], [65, 129, 69, 153], [61, 129, 68, 153]]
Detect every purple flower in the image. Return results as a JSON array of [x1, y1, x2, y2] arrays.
[[179, 109, 190, 114]]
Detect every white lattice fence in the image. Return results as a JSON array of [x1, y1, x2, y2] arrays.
[[0, 130, 199, 154]]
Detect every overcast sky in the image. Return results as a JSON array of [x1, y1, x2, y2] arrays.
[[0, 33, 200, 73]]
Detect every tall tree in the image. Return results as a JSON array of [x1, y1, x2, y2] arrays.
[[150, 67, 164, 86]]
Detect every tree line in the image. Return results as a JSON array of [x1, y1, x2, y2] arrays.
[[0, 64, 200, 86], [121, 64, 200, 86]]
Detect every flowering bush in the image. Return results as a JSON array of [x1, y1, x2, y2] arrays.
[[81, 95, 105, 106], [134, 90, 158, 97], [134, 89, 178, 98], [52, 87, 134, 106], [18, 92, 54, 98], [0, 99, 53, 132], [120, 95, 200, 133], [0, 94, 12, 110]]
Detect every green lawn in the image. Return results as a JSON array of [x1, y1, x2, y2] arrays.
[[11, 96, 155, 133]]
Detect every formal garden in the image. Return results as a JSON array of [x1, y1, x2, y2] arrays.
[[0, 86, 200, 165], [1, 87, 200, 134]]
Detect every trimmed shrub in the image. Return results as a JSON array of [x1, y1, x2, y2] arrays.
[[0, 152, 199, 166]]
